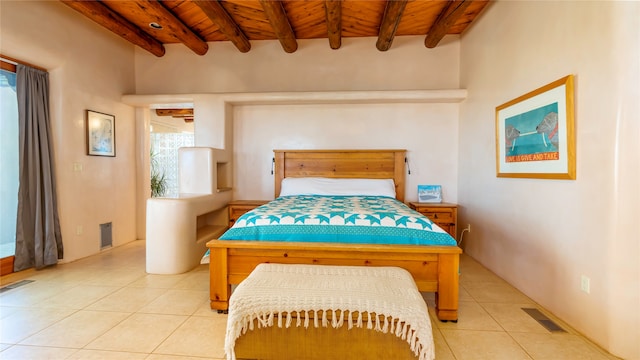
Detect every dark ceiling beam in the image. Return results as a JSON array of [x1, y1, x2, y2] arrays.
[[376, 0, 409, 51], [324, 0, 342, 50], [425, 0, 472, 48], [192, 0, 251, 53], [135, 0, 208, 55], [60, 0, 166, 57], [259, 0, 298, 53]]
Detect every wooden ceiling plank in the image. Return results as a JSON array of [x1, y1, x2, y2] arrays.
[[64, 0, 487, 53], [60, 0, 166, 57], [424, 0, 473, 48], [258, 0, 298, 53], [376, 0, 409, 51], [155, 108, 194, 116], [324, 0, 342, 49], [192, 0, 251, 52], [136, 0, 209, 55]]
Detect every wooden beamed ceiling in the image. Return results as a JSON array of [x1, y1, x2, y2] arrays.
[[61, 0, 490, 57], [155, 108, 194, 123]]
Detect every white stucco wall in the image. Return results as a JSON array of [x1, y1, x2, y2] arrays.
[[458, 2, 639, 359], [134, 35, 461, 94], [0, 1, 138, 262], [232, 102, 459, 201], [134, 35, 464, 203]]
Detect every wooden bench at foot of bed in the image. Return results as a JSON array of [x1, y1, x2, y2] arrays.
[[225, 263, 436, 360], [207, 239, 461, 321], [234, 317, 419, 360]]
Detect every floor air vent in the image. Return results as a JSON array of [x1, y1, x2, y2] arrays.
[[0, 280, 34, 293], [522, 308, 566, 332], [100, 222, 113, 249]]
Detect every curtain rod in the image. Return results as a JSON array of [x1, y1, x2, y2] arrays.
[[0, 54, 47, 72]]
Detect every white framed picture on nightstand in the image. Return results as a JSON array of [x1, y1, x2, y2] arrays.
[[418, 185, 442, 203]]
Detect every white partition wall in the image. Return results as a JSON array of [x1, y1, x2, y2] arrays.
[[146, 147, 230, 274]]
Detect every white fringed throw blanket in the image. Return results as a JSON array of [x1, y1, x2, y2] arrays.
[[225, 263, 435, 360]]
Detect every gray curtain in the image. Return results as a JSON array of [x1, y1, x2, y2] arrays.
[[14, 64, 63, 271]]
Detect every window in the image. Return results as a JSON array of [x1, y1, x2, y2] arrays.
[[0, 60, 18, 261]]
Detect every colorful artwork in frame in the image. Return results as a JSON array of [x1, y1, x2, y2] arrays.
[[495, 75, 575, 179], [418, 185, 442, 203], [86, 110, 115, 157]]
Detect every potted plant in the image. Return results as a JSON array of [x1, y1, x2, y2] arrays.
[[150, 148, 168, 197]]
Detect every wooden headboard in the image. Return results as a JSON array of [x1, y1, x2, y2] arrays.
[[273, 149, 406, 202]]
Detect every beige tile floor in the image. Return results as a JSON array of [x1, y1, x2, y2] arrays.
[[0, 240, 619, 360]]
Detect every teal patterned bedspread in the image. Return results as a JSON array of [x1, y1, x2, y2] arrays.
[[220, 195, 456, 246]]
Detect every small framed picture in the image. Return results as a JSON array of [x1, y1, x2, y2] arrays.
[[418, 185, 442, 203], [86, 110, 115, 157]]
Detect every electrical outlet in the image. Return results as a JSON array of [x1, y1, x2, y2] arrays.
[[581, 275, 590, 294], [467, 224, 471, 233], [76, 225, 83, 235]]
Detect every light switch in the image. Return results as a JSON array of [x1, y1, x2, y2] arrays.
[[73, 163, 83, 172]]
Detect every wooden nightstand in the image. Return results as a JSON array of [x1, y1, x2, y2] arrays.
[[408, 202, 458, 240], [228, 200, 270, 227]]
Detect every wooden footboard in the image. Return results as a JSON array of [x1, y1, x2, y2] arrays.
[[208, 239, 461, 321]]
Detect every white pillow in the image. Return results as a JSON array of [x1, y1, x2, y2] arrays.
[[279, 177, 396, 198]]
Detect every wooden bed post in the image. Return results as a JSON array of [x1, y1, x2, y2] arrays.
[[393, 151, 405, 202], [273, 151, 286, 198], [436, 253, 459, 321], [209, 246, 231, 311]]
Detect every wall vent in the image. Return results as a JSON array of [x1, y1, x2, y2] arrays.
[[100, 222, 113, 249]]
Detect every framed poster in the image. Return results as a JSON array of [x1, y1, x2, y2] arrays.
[[495, 75, 575, 179], [86, 110, 115, 157]]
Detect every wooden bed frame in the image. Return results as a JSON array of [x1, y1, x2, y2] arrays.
[[207, 149, 461, 322]]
